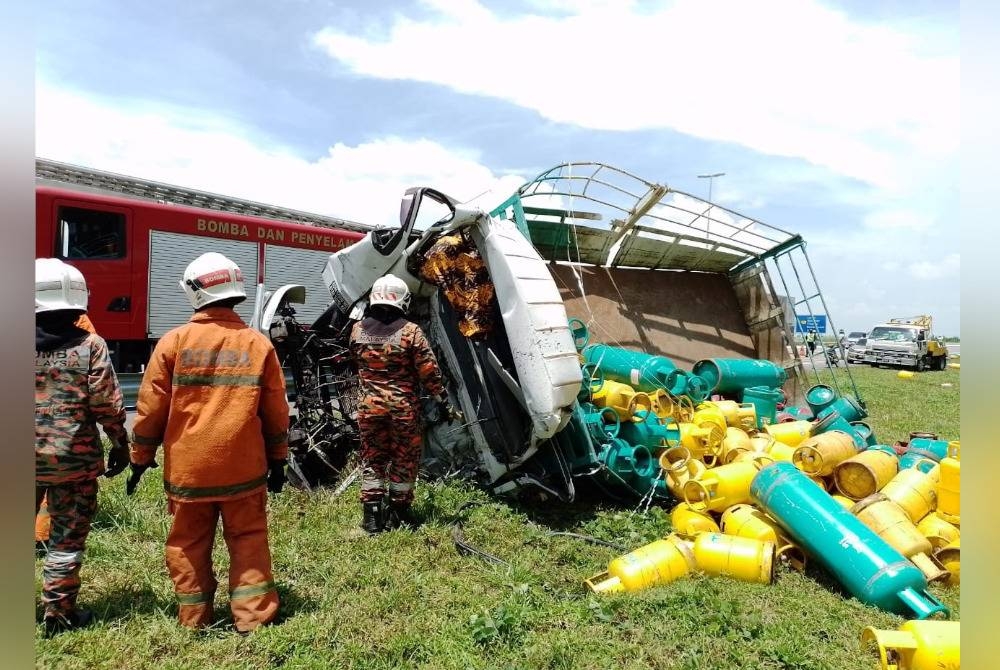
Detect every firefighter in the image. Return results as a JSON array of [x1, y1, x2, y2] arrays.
[[128, 252, 289, 633], [35, 259, 129, 636], [36, 313, 96, 557], [350, 273, 458, 534]]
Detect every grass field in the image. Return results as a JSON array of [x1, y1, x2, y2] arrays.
[[35, 366, 961, 669]]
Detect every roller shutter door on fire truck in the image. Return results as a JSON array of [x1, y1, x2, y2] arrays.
[[148, 231, 259, 338], [263, 244, 334, 325]]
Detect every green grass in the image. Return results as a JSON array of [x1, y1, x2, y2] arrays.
[[35, 367, 960, 669]]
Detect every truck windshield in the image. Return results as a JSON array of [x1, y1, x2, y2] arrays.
[[869, 327, 916, 342]]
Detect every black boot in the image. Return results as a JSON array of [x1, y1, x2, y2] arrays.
[[361, 501, 384, 534], [383, 501, 418, 531], [44, 608, 94, 637]]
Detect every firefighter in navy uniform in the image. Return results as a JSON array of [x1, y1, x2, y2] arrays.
[[35, 259, 129, 636], [129, 252, 289, 633], [350, 274, 458, 533]]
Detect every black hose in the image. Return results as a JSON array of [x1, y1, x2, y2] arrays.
[[451, 501, 509, 566]]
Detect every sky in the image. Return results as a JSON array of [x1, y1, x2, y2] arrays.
[[35, 0, 960, 335]]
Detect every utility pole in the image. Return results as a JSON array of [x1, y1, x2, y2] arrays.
[[697, 172, 725, 238]]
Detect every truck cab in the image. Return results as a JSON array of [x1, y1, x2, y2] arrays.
[[863, 316, 948, 371]]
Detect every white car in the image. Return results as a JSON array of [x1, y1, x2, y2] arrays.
[[846, 337, 869, 364]]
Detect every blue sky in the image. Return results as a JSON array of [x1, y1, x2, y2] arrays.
[[36, 0, 960, 335]]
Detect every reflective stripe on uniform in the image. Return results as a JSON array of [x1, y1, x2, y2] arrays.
[[176, 591, 213, 605], [263, 431, 288, 446], [45, 550, 84, 568], [388, 482, 413, 493], [230, 580, 276, 601], [164, 474, 268, 499], [173, 374, 263, 387]]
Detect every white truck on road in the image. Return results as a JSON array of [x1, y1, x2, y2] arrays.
[[863, 315, 949, 371]]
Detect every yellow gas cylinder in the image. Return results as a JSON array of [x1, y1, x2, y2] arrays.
[[688, 532, 775, 584], [591, 380, 653, 422], [834, 450, 899, 501], [659, 446, 707, 498], [720, 504, 806, 571], [585, 534, 695, 594], [793, 430, 859, 477], [671, 502, 721, 536], [808, 474, 832, 491], [915, 512, 960, 551], [936, 441, 960, 526], [934, 539, 960, 586], [682, 457, 772, 513], [692, 402, 728, 433], [766, 438, 797, 462], [712, 400, 758, 431], [851, 494, 949, 583], [831, 493, 855, 509], [648, 389, 676, 419], [765, 420, 813, 448], [719, 427, 754, 464], [897, 370, 915, 379], [861, 620, 960, 670], [672, 395, 696, 423], [880, 462, 940, 524], [677, 422, 725, 465]]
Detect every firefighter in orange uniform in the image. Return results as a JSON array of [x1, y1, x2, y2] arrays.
[[35, 312, 98, 555], [129, 252, 289, 633]]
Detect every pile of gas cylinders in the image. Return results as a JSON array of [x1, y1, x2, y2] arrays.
[[565, 324, 960, 624]]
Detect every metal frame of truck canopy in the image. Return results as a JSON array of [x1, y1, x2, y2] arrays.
[[490, 162, 862, 404]]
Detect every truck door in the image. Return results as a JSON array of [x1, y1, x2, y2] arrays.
[[51, 198, 135, 342]]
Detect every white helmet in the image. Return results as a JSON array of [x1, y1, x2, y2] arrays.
[[369, 274, 411, 311], [179, 252, 246, 310], [36, 258, 88, 313]]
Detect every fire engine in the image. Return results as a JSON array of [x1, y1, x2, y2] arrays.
[[35, 159, 371, 370]]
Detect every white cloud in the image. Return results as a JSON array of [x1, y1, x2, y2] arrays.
[[35, 83, 526, 227], [312, 0, 958, 194], [909, 253, 959, 280]]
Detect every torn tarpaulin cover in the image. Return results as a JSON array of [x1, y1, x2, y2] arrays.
[[419, 232, 497, 338]]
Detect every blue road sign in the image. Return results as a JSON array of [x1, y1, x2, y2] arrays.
[[795, 314, 827, 334]]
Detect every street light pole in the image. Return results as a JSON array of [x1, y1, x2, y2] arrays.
[[697, 172, 725, 238]]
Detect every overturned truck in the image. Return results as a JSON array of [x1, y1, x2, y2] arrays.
[[259, 162, 859, 502]]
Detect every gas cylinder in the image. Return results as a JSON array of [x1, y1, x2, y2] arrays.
[[765, 420, 813, 448], [849, 421, 878, 447], [577, 363, 604, 403], [688, 532, 775, 584], [712, 400, 758, 431], [793, 430, 860, 476], [568, 318, 590, 352], [677, 422, 725, 465], [861, 620, 960, 670], [915, 512, 960, 551], [834, 449, 899, 500], [591, 380, 654, 422], [906, 438, 950, 462], [881, 465, 940, 524], [934, 539, 959, 586], [811, 410, 868, 449], [618, 410, 679, 449], [831, 493, 855, 509], [692, 402, 728, 432], [720, 504, 806, 571], [742, 386, 783, 429], [600, 439, 658, 493], [719, 427, 754, 464], [585, 534, 694, 594], [749, 434, 776, 453], [672, 394, 696, 423], [659, 446, 707, 498], [649, 389, 676, 420], [851, 495, 950, 583], [750, 462, 949, 619], [580, 404, 621, 444], [766, 438, 797, 462], [692, 358, 787, 395], [936, 442, 960, 525], [670, 502, 720, 536], [582, 344, 677, 393], [682, 457, 772, 513], [782, 405, 814, 421], [804, 384, 837, 416], [816, 395, 867, 423], [899, 452, 939, 473]]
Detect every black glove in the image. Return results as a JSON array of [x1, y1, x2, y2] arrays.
[[267, 460, 287, 493], [437, 399, 464, 424], [126, 461, 158, 496], [104, 442, 130, 478]]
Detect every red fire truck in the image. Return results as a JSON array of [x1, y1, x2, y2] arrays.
[[35, 159, 370, 370]]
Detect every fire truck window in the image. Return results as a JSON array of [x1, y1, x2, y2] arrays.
[[56, 207, 126, 260]]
